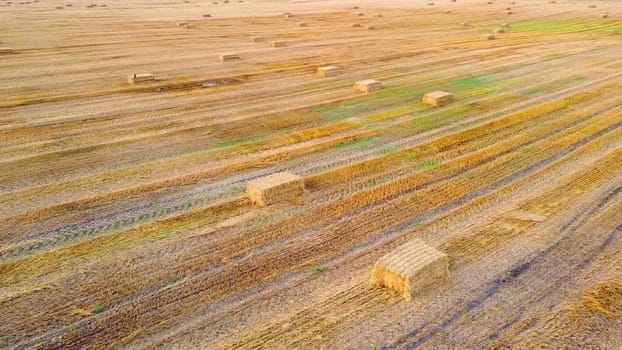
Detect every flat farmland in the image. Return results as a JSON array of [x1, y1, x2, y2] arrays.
[[1, 0, 622, 348]]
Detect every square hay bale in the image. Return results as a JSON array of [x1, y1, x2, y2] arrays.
[[284, 13, 293, 18], [548, 0, 555, 3], [485, 33, 495, 40], [246, 172, 304, 207], [422, 90, 454, 107], [316, 66, 343, 77], [249, 36, 265, 42], [183, 24, 195, 29], [462, 22, 470, 26], [357, 12, 365, 16], [367, 25, 376, 30], [297, 22, 307, 27], [0, 47, 15, 55], [369, 239, 449, 301], [602, 13, 609, 18], [588, 4, 596, 8], [203, 14, 211, 17], [177, 21, 188, 27], [353, 79, 382, 93], [502, 22, 510, 27], [352, 6, 359, 9], [445, 10, 451, 14], [127, 73, 155, 84], [219, 53, 240, 62], [351, 23, 361, 27], [270, 40, 287, 48], [493, 27, 505, 33], [376, 14, 383, 17], [506, 10, 513, 14], [427, 2, 434, 5]]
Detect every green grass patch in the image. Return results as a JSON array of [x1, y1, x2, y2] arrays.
[[420, 160, 440, 169], [334, 136, 376, 150], [315, 86, 431, 122], [215, 135, 260, 148], [558, 75, 585, 85], [526, 87, 544, 95], [92, 305, 105, 314], [315, 102, 362, 121], [524, 76, 584, 96], [309, 265, 325, 274], [409, 104, 472, 132], [453, 75, 492, 90], [508, 19, 592, 33]]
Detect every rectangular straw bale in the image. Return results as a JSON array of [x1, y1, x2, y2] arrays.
[[0, 47, 15, 54], [316, 66, 343, 77], [249, 36, 265, 42], [127, 73, 155, 84], [370, 239, 449, 300], [270, 40, 287, 48], [422, 91, 454, 107], [246, 172, 304, 207], [353, 79, 382, 93], [219, 53, 240, 62]]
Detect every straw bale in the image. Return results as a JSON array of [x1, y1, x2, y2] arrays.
[[316, 66, 343, 77], [353, 79, 382, 93], [127, 73, 155, 84], [423, 91, 454, 107], [370, 239, 449, 301], [246, 172, 304, 207]]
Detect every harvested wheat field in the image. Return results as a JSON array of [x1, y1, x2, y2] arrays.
[[2, 0, 622, 348]]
